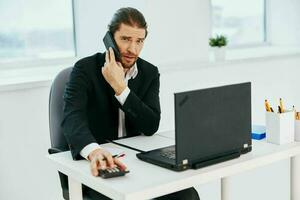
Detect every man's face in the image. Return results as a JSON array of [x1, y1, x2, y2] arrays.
[[114, 23, 146, 69]]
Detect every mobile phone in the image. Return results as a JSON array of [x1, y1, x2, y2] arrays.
[[103, 31, 121, 62]]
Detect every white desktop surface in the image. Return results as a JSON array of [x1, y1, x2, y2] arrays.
[[156, 130, 175, 139], [47, 134, 300, 200]]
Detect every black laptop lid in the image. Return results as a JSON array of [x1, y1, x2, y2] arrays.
[[174, 82, 251, 165]]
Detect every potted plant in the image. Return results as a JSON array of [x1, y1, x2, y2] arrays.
[[209, 35, 228, 61]]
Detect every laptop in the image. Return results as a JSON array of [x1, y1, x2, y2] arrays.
[[136, 82, 252, 171]]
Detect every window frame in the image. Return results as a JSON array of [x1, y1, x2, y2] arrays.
[[210, 0, 269, 49]]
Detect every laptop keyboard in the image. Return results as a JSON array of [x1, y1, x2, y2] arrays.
[[160, 149, 176, 160]]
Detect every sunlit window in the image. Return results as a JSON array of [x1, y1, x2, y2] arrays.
[[0, 0, 75, 63], [211, 0, 266, 46]]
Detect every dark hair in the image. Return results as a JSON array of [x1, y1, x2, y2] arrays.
[[108, 7, 148, 38]]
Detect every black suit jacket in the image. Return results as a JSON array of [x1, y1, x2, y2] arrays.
[[62, 53, 161, 159]]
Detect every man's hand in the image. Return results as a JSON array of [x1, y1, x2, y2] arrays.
[[88, 148, 127, 176], [102, 48, 126, 95]]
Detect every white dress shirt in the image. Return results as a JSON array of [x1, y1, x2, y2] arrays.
[[80, 63, 138, 159]]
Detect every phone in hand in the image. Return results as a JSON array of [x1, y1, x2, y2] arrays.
[[103, 31, 121, 62]]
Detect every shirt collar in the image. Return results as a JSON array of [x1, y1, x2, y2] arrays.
[[125, 62, 138, 80]]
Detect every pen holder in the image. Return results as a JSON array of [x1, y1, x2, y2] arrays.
[[266, 111, 295, 145], [295, 119, 300, 141]]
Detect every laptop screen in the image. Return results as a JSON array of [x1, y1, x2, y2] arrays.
[[174, 82, 251, 165]]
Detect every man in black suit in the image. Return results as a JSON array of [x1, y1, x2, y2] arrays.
[[62, 7, 200, 200]]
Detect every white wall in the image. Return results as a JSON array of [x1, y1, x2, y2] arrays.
[[0, 86, 61, 200], [225, 159, 290, 200], [143, 0, 210, 64]]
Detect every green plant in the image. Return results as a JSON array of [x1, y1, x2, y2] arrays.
[[209, 35, 228, 47]]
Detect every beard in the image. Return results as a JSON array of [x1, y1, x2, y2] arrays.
[[120, 53, 138, 69]]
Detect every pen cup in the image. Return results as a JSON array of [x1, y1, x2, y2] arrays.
[[295, 119, 300, 141], [266, 111, 295, 145]]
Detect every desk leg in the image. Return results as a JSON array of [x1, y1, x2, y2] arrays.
[[291, 155, 300, 200], [221, 177, 229, 200], [68, 177, 83, 200]]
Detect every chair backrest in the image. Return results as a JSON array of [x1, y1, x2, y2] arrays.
[[49, 67, 73, 151], [48, 66, 108, 200], [48, 67, 73, 200]]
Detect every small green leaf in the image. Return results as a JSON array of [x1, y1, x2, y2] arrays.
[[209, 35, 228, 47]]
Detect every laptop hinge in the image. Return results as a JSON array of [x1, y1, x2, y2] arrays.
[[191, 151, 240, 169]]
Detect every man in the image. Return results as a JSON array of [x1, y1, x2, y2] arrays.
[[62, 7, 200, 200]]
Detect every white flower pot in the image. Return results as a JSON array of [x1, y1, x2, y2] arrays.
[[213, 47, 226, 61]]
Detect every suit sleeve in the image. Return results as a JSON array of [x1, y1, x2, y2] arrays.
[[122, 69, 161, 135], [61, 64, 97, 160]]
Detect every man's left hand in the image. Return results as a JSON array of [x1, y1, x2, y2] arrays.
[[102, 47, 126, 95]]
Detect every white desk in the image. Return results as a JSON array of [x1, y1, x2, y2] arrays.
[[47, 133, 300, 200]]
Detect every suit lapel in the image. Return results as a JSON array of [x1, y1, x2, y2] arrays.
[[128, 59, 142, 95]]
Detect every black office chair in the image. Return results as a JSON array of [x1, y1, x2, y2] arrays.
[[48, 67, 94, 200], [48, 67, 72, 200]]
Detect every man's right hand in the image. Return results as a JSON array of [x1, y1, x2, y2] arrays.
[[88, 148, 127, 176]]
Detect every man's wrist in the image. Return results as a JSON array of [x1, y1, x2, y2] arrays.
[[80, 143, 101, 160], [115, 84, 127, 96], [115, 87, 130, 105]]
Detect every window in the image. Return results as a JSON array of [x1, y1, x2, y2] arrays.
[[0, 0, 75, 63], [211, 0, 266, 47]]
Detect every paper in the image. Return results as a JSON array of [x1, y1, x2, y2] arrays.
[[115, 135, 175, 152]]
